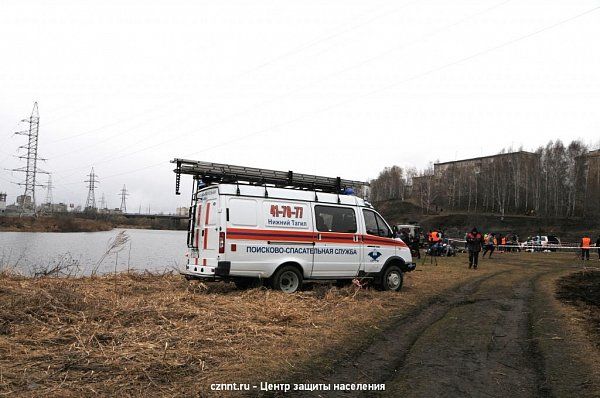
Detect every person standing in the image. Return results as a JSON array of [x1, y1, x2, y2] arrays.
[[482, 233, 495, 258], [410, 234, 421, 259], [597, 235, 600, 261], [466, 227, 483, 269], [581, 235, 591, 261], [399, 228, 410, 244]]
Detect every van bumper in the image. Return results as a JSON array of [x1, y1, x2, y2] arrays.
[[182, 261, 231, 280], [405, 262, 417, 272]]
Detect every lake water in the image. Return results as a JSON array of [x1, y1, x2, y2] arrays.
[[0, 229, 188, 276]]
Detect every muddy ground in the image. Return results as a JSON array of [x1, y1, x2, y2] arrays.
[[281, 254, 600, 398]]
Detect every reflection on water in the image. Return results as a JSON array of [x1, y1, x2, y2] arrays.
[[0, 229, 187, 275]]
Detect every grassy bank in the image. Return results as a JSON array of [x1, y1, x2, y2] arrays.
[[0, 260, 498, 396], [0, 253, 595, 396], [0, 215, 113, 232]]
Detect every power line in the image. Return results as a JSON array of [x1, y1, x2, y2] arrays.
[[236, 0, 422, 78], [55, 4, 600, 184], [42, 3, 403, 148], [48, 0, 517, 179]]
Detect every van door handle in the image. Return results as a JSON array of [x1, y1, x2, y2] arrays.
[[367, 245, 380, 248]]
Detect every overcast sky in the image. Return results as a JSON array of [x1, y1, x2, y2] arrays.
[[1, 0, 599, 213]]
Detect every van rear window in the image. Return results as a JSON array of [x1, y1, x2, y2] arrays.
[[314, 206, 357, 233]]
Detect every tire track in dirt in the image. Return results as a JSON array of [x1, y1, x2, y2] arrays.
[[280, 264, 571, 398], [377, 266, 555, 398], [282, 268, 515, 397]]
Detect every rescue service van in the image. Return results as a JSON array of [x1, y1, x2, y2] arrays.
[[173, 159, 415, 293]]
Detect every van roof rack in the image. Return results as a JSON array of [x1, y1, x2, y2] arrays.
[[171, 158, 368, 195]]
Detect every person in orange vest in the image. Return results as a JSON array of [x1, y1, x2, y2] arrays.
[[431, 230, 441, 243], [581, 235, 591, 260], [428, 229, 442, 255]]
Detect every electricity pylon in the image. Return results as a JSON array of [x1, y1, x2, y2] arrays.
[[11, 102, 48, 214], [84, 168, 99, 211], [119, 185, 129, 213]]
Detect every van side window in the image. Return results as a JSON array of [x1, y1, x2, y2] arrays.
[[314, 206, 357, 233], [363, 210, 379, 236], [375, 213, 392, 238], [363, 210, 392, 238]]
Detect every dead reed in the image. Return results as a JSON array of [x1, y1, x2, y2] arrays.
[[0, 259, 497, 396]]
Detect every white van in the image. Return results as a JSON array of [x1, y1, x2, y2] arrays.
[[181, 183, 415, 293]]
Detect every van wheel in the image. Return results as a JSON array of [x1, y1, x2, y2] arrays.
[[272, 266, 302, 293], [381, 266, 403, 292]]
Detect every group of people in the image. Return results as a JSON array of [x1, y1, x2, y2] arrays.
[[397, 229, 422, 259], [426, 229, 455, 257], [465, 228, 519, 268], [481, 232, 520, 257], [406, 226, 600, 267], [465, 227, 600, 268]]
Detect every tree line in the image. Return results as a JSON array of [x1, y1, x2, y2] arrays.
[[370, 140, 599, 217]]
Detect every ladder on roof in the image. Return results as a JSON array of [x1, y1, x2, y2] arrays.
[[171, 158, 368, 195]]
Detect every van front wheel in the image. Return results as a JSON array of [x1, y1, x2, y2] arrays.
[[272, 266, 302, 293], [381, 266, 403, 292]]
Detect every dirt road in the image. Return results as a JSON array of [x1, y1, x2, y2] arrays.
[[286, 257, 600, 397]]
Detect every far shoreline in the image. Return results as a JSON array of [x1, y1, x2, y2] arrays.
[[0, 214, 187, 233]]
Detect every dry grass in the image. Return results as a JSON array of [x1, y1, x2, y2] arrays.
[[533, 269, 600, 397], [0, 258, 500, 397], [555, 270, 600, 349]]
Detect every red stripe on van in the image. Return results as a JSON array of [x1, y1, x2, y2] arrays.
[[319, 232, 356, 242], [227, 228, 406, 247], [228, 228, 315, 237], [205, 202, 211, 225], [225, 228, 407, 246], [363, 235, 408, 247], [203, 228, 209, 249], [227, 228, 316, 242], [195, 228, 199, 248]]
